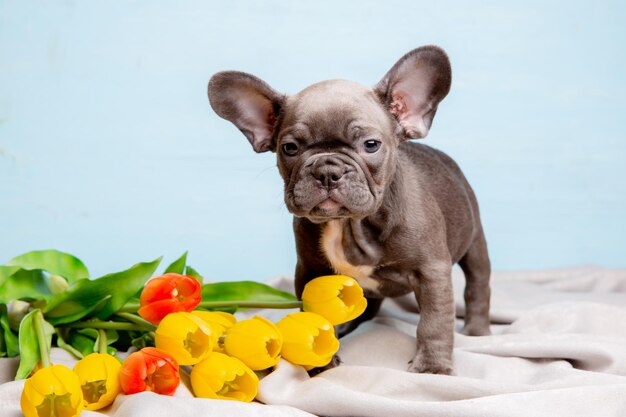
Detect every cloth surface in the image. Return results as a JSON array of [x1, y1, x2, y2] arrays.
[[1, 266, 626, 416]]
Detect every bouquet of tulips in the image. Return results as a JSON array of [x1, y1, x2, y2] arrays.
[[0, 250, 367, 416]]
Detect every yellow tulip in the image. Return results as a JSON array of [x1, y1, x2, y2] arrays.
[[223, 316, 282, 370], [191, 352, 258, 402], [20, 364, 84, 417], [155, 312, 213, 365], [276, 312, 340, 368], [302, 275, 368, 325], [191, 311, 236, 352], [73, 353, 121, 410]]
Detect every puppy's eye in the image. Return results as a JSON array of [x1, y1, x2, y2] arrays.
[[363, 140, 382, 153], [282, 142, 299, 156]]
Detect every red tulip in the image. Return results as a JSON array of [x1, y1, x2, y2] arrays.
[[138, 273, 202, 325], [119, 347, 180, 396]]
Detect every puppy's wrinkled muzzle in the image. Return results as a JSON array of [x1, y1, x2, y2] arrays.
[[287, 152, 376, 221], [311, 156, 346, 190]]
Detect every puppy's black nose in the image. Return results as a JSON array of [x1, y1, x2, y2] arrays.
[[312, 158, 345, 189]]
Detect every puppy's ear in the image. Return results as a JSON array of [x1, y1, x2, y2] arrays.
[[208, 71, 284, 153], [375, 46, 451, 139]]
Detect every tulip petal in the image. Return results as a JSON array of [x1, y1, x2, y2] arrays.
[[191, 353, 258, 402], [119, 354, 147, 394], [120, 348, 180, 396], [223, 316, 282, 370], [21, 365, 83, 417], [277, 312, 340, 368], [138, 299, 184, 325], [302, 275, 367, 325], [139, 274, 202, 324], [155, 312, 212, 365], [192, 311, 237, 328], [140, 276, 177, 304], [192, 311, 237, 351], [72, 353, 122, 410]]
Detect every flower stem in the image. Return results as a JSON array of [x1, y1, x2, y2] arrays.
[[115, 312, 157, 331], [59, 321, 145, 331], [55, 329, 84, 360], [117, 303, 140, 313], [118, 300, 302, 313], [98, 329, 108, 354], [196, 300, 303, 309], [33, 310, 50, 368]]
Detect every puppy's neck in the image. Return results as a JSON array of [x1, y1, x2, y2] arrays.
[[367, 159, 407, 239], [320, 219, 380, 292]]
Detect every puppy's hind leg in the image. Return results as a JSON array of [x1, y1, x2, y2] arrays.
[[458, 231, 491, 336]]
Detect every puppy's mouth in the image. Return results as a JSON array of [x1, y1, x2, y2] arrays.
[[309, 196, 350, 219], [289, 185, 375, 222]]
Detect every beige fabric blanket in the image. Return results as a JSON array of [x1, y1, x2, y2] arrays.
[[2, 266, 626, 416]]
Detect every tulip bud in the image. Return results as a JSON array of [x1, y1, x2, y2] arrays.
[[155, 312, 213, 365], [191, 311, 236, 353], [191, 352, 258, 402], [73, 353, 121, 410], [276, 312, 340, 368], [119, 347, 180, 396], [138, 273, 202, 325], [46, 274, 69, 294], [223, 316, 282, 370], [20, 364, 84, 417], [302, 275, 367, 325]]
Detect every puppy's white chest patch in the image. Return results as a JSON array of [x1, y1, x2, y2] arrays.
[[320, 220, 379, 292]]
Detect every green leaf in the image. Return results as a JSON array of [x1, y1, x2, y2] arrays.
[[54, 329, 84, 360], [0, 269, 52, 304], [0, 307, 19, 357], [130, 332, 153, 350], [64, 329, 120, 357], [164, 252, 187, 274], [104, 329, 119, 345], [44, 295, 111, 325], [69, 332, 96, 357], [0, 266, 21, 286], [0, 326, 5, 357], [15, 310, 54, 380], [6, 250, 89, 283], [184, 265, 203, 284], [201, 281, 297, 303], [43, 258, 161, 322], [77, 328, 118, 346], [94, 258, 161, 318], [77, 328, 99, 339]]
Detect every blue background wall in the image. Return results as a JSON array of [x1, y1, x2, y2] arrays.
[[1, 1, 625, 280]]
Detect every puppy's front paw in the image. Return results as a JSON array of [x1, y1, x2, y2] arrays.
[[408, 351, 453, 375], [461, 322, 491, 336]]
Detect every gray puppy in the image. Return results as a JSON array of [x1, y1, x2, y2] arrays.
[[208, 45, 491, 375]]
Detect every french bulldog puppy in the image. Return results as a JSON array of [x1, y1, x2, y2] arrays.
[[207, 45, 491, 375]]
